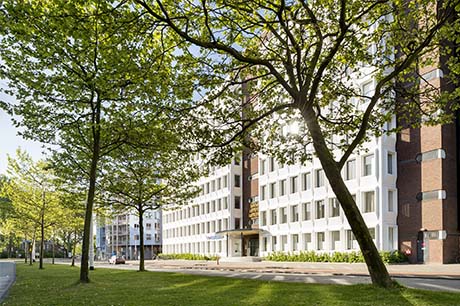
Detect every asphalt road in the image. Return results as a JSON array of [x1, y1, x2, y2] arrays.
[[93, 262, 460, 293]]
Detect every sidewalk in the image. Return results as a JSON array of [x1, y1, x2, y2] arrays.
[[127, 259, 460, 280], [0, 262, 16, 303]]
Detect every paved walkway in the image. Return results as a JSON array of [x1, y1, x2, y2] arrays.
[[128, 259, 460, 280], [0, 262, 16, 303]]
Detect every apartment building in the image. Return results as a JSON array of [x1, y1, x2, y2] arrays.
[[96, 210, 162, 260]]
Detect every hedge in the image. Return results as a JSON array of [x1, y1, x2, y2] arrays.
[[264, 250, 407, 263]]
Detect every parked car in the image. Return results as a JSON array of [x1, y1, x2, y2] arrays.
[[109, 255, 125, 265]]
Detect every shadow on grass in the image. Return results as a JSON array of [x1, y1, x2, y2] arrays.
[[3, 264, 460, 306]]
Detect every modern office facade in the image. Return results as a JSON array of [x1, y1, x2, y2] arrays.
[[96, 210, 162, 260]]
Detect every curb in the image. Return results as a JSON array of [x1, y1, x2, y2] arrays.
[[0, 262, 16, 303]]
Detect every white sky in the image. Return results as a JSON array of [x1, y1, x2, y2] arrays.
[[0, 84, 45, 175]]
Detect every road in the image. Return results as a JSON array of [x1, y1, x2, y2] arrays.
[[92, 262, 460, 293]]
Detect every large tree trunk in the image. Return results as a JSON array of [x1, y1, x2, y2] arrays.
[[80, 99, 101, 283], [71, 231, 77, 267], [302, 107, 393, 288], [138, 208, 145, 272], [30, 233, 36, 266], [52, 234, 55, 264]]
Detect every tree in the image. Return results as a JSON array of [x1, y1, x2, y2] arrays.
[[100, 125, 200, 271], [1, 149, 62, 269], [0, 0, 192, 282], [134, 0, 460, 287]]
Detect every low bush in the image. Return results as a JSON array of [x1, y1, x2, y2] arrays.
[[157, 253, 219, 261], [265, 250, 407, 264]]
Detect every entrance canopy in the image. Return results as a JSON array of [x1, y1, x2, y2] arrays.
[[216, 228, 262, 237]]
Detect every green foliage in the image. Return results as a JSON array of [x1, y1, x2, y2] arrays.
[[158, 253, 219, 261], [265, 251, 407, 264]]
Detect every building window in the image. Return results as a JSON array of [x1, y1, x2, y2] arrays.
[[316, 232, 325, 250], [134, 235, 140, 241], [330, 231, 340, 250], [260, 185, 267, 201], [363, 154, 374, 176], [234, 196, 241, 209], [387, 152, 395, 175], [217, 199, 222, 211], [369, 227, 376, 240], [206, 202, 210, 214], [281, 235, 288, 251], [315, 169, 325, 187], [146, 223, 152, 230], [271, 236, 277, 251], [345, 159, 356, 180], [303, 233, 311, 250], [269, 157, 275, 172], [234, 175, 241, 187], [280, 207, 287, 223], [315, 200, 325, 219], [234, 158, 240, 165], [388, 227, 395, 250], [235, 218, 240, 229], [329, 198, 340, 217], [290, 176, 298, 193], [217, 178, 221, 190], [260, 159, 266, 175], [346, 230, 356, 250], [292, 234, 299, 251], [146, 234, 152, 241], [206, 182, 210, 194], [363, 191, 375, 213], [388, 190, 395, 212], [302, 172, 311, 191], [279, 179, 287, 196], [134, 224, 140, 229], [270, 209, 277, 225], [362, 80, 374, 97], [261, 211, 267, 226], [223, 175, 228, 188], [291, 205, 299, 222], [211, 180, 216, 192], [269, 182, 276, 198], [302, 202, 311, 221], [155, 233, 160, 242]]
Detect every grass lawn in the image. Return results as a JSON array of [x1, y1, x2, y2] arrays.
[[2, 264, 460, 306]]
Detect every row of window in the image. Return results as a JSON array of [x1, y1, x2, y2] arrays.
[[133, 233, 161, 242], [163, 240, 225, 255], [164, 218, 232, 238], [133, 223, 160, 231], [164, 197, 234, 223], [199, 175, 230, 195], [260, 229, 377, 252], [260, 152, 396, 192], [260, 192, 378, 226]]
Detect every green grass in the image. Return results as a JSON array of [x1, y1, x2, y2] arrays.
[[2, 264, 460, 306]]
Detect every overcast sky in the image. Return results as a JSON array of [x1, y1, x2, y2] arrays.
[[0, 83, 45, 175]]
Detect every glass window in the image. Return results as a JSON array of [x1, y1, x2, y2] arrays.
[[316, 232, 325, 250], [279, 179, 286, 196], [270, 209, 277, 225], [223, 197, 228, 209], [260, 159, 266, 175], [303, 233, 311, 250], [290, 176, 298, 193], [260, 211, 267, 226], [388, 190, 394, 212], [345, 159, 356, 180], [315, 200, 325, 219], [269, 157, 275, 172], [269, 182, 276, 198], [280, 207, 287, 223], [291, 205, 299, 222], [292, 234, 299, 251], [302, 202, 311, 220], [362, 81, 374, 97], [346, 230, 356, 250], [330, 231, 340, 250], [369, 227, 376, 240], [234, 196, 241, 209], [363, 154, 374, 176], [388, 227, 395, 250], [302, 172, 311, 190], [387, 152, 394, 175], [234, 175, 241, 187], [281, 235, 288, 251], [261, 185, 267, 201], [235, 218, 240, 229], [363, 191, 375, 213], [315, 169, 325, 187], [329, 198, 340, 217], [271, 236, 277, 251], [223, 175, 228, 188]]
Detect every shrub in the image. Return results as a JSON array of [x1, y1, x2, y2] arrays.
[[264, 250, 407, 264]]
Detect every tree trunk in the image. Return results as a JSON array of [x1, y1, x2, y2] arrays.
[[39, 205, 45, 270], [24, 239, 28, 264], [52, 234, 55, 264], [80, 98, 101, 283], [71, 230, 77, 267], [30, 234, 36, 266], [138, 208, 145, 272], [302, 107, 393, 288]]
